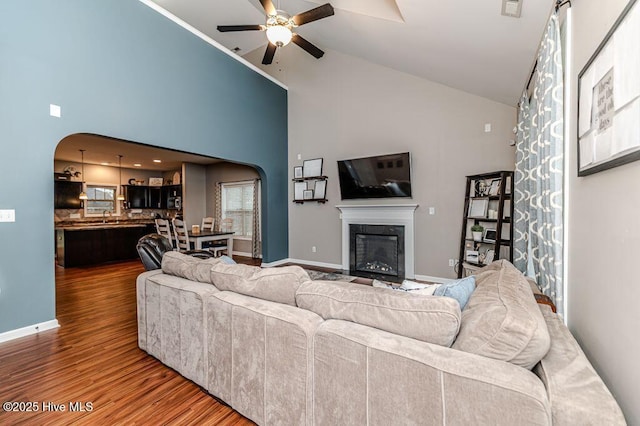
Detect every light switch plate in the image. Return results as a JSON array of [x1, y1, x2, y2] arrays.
[[0, 209, 16, 222], [49, 104, 61, 118]]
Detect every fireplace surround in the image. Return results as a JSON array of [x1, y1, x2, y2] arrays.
[[337, 204, 418, 279]]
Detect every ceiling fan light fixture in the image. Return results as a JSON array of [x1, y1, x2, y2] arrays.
[[266, 24, 292, 47]]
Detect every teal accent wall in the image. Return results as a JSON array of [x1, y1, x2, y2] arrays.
[[0, 0, 288, 333]]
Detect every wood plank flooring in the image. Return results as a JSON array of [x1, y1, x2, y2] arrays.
[[0, 259, 257, 425]]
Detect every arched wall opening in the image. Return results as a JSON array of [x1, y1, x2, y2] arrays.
[[54, 133, 265, 261]]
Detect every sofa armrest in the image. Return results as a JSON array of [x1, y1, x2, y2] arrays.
[[313, 319, 551, 426], [534, 306, 626, 425]]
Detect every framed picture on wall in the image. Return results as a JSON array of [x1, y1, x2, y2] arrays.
[[577, 0, 640, 176], [303, 189, 314, 200], [303, 158, 323, 177], [314, 180, 327, 200], [294, 166, 303, 179], [294, 182, 306, 201]]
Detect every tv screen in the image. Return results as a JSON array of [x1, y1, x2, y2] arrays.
[[337, 152, 412, 200]]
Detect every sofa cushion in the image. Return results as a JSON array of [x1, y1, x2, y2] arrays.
[[452, 260, 551, 369], [210, 264, 311, 306], [296, 280, 461, 347], [161, 251, 223, 285]]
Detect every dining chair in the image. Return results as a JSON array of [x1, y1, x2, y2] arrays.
[[155, 218, 174, 248], [201, 217, 215, 232], [172, 218, 192, 252], [211, 218, 234, 257]]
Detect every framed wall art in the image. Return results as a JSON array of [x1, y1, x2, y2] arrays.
[[578, 0, 640, 176], [303, 158, 323, 178]]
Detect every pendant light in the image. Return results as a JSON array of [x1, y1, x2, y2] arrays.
[[78, 149, 88, 200], [117, 155, 125, 201]]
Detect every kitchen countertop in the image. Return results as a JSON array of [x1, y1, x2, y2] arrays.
[[55, 221, 154, 231]]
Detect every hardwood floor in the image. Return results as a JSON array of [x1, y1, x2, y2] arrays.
[[0, 259, 257, 425]]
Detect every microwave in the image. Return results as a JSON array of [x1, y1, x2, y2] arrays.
[[168, 196, 182, 210]]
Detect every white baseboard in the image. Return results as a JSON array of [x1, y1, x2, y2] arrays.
[[232, 251, 259, 258], [261, 257, 292, 267], [287, 258, 343, 270], [0, 319, 60, 344]]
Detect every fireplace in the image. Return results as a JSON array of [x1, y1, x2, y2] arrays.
[[350, 224, 405, 282], [337, 204, 418, 280]]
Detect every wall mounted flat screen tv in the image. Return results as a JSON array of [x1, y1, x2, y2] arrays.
[[337, 152, 412, 200]]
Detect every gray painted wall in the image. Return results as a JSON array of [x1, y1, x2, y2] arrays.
[[248, 46, 516, 278], [183, 163, 207, 229], [0, 0, 287, 334], [569, 0, 639, 422]]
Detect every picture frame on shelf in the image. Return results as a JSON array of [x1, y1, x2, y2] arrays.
[[488, 179, 501, 196], [149, 177, 163, 186], [468, 198, 489, 218], [484, 249, 495, 264], [303, 158, 323, 178], [483, 229, 497, 243], [314, 180, 326, 199], [294, 182, 306, 201], [294, 166, 303, 179], [303, 189, 314, 200]]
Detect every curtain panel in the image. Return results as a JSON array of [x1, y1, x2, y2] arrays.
[[514, 13, 564, 315]]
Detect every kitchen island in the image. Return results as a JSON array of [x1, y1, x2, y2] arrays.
[[55, 222, 155, 267]]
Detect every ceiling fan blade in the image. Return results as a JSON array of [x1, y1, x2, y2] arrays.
[[291, 34, 324, 59], [217, 25, 264, 32], [259, 0, 277, 16], [262, 43, 277, 65], [292, 3, 334, 26]]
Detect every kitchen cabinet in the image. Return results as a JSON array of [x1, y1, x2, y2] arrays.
[[123, 184, 182, 209], [54, 180, 83, 209], [124, 185, 148, 208], [149, 187, 163, 209], [55, 224, 155, 267]]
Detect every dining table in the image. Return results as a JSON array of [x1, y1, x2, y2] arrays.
[[187, 230, 234, 252]]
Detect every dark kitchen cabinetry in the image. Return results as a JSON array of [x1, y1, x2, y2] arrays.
[[124, 185, 148, 209], [148, 187, 163, 209], [54, 180, 83, 209], [123, 184, 182, 209], [163, 185, 182, 210], [55, 224, 155, 267]]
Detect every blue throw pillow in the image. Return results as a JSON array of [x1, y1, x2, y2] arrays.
[[219, 255, 236, 265], [434, 276, 476, 310]]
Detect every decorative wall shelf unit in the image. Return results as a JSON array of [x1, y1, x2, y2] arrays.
[[457, 171, 514, 278]]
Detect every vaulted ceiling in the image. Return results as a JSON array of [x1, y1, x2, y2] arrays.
[[150, 0, 555, 105]]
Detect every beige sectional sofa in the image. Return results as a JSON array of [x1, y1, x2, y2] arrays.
[[136, 253, 626, 425]]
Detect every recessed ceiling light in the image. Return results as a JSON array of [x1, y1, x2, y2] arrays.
[[153, 159, 162, 163], [133, 163, 142, 167], [100, 162, 109, 166]]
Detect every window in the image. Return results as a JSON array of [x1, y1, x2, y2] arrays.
[[221, 181, 257, 238], [84, 184, 120, 217]]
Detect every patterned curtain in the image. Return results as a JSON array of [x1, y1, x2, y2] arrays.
[[251, 179, 261, 258], [513, 13, 564, 315], [214, 183, 222, 232]]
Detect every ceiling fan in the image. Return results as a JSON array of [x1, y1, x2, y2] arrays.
[[217, 0, 334, 65]]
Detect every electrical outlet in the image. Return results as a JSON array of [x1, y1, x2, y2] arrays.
[[449, 259, 456, 267], [311, 246, 317, 253]]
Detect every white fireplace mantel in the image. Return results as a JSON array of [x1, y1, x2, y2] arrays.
[[336, 204, 419, 279]]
